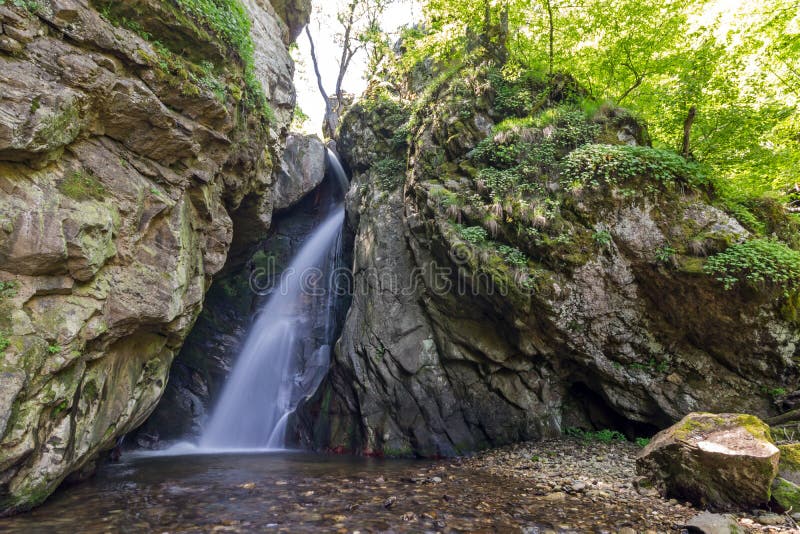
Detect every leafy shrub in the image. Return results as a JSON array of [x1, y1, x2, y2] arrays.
[[565, 427, 626, 443], [541, 108, 600, 152], [592, 230, 612, 248], [497, 244, 528, 266], [561, 144, 707, 190], [371, 158, 406, 190], [635, 437, 651, 448], [477, 167, 521, 197], [470, 137, 521, 168], [704, 238, 800, 296], [457, 225, 488, 244], [0, 332, 8, 353], [488, 69, 538, 117]]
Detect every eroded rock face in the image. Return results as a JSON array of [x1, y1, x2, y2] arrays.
[[273, 133, 327, 212], [293, 66, 800, 457], [0, 0, 308, 515], [636, 413, 779, 510]]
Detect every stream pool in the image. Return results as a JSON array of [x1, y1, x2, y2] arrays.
[[1, 442, 706, 532], [0, 451, 554, 533]]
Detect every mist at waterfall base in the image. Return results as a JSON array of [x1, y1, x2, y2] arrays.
[[160, 152, 348, 456]]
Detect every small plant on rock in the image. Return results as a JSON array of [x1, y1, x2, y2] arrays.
[[371, 158, 406, 190], [457, 225, 488, 245], [59, 171, 106, 202], [592, 229, 613, 249], [655, 246, 677, 264], [704, 238, 800, 297]]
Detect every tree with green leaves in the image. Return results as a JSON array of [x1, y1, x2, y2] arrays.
[[399, 0, 799, 206]]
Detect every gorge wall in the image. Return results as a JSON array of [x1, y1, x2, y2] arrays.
[[0, 0, 308, 515], [293, 64, 800, 458]]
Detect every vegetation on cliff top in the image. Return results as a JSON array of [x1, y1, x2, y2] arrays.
[[346, 0, 798, 304], [94, 0, 272, 121]]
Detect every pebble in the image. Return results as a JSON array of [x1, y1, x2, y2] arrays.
[[756, 513, 785, 526], [542, 492, 566, 501], [570, 481, 587, 492]]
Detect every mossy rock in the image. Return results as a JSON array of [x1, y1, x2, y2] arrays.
[[772, 477, 800, 512], [637, 412, 780, 510]]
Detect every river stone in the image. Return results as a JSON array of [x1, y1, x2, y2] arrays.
[[685, 512, 743, 534], [636, 413, 779, 510]]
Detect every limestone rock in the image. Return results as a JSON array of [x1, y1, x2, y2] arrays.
[[293, 64, 799, 460], [0, 0, 304, 516], [269, 0, 312, 43], [636, 413, 779, 509]]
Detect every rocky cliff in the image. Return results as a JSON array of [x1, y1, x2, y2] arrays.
[[0, 0, 308, 515], [294, 63, 800, 457]]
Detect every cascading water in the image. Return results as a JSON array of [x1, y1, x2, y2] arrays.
[[199, 152, 349, 451]]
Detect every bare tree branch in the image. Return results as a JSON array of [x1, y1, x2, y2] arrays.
[[305, 26, 335, 135]]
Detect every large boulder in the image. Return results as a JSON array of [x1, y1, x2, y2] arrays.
[[272, 133, 327, 212], [636, 413, 779, 510]]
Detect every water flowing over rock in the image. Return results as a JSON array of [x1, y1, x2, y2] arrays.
[[132, 136, 337, 448], [636, 413, 779, 510], [0, 0, 309, 515], [201, 200, 345, 450]]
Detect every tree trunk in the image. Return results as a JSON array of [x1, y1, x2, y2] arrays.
[[544, 0, 554, 76], [305, 26, 336, 137], [336, 1, 358, 104], [682, 106, 697, 159]]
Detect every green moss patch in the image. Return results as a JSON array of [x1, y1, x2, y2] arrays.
[[58, 171, 106, 202]]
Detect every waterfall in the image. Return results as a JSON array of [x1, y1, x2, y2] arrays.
[[326, 148, 350, 193], [199, 153, 348, 451]]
